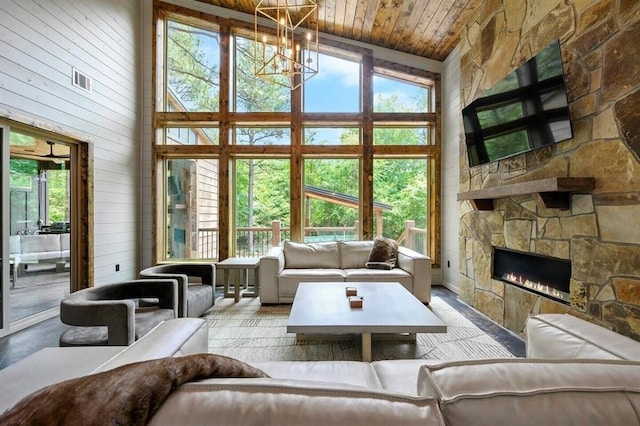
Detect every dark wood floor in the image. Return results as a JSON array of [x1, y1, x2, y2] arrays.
[[0, 286, 525, 370]]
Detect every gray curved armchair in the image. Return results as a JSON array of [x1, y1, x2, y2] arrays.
[[139, 263, 216, 318], [59, 279, 178, 346]]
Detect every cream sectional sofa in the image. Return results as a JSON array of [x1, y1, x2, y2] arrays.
[[9, 233, 71, 285], [259, 240, 431, 304], [2, 314, 640, 424]]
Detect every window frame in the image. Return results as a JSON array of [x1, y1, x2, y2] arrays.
[[152, 4, 441, 265]]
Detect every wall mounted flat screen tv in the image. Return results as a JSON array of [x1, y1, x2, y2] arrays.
[[462, 40, 573, 167]]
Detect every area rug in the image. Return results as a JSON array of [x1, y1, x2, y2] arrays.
[[204, 296, 515, 362]]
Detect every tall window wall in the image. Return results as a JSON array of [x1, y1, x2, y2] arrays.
[[153, 4, 441, 264]]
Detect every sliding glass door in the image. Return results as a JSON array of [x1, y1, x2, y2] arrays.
[[1, 125, 8, 332], [1, 124, 75, 335]]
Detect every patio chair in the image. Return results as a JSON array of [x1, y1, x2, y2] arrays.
[[59, 279, 178, 346], [139, 263, 216, 318]]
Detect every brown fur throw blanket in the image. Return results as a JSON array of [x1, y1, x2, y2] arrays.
[[0, 353, 268, 426]]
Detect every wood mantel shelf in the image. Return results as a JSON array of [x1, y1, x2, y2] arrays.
[[457, 177, 596, 211]]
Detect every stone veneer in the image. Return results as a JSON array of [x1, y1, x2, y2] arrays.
[[458, 0, 640, 339]]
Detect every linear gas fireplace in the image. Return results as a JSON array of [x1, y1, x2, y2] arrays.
[[492, 247, 571, 305]]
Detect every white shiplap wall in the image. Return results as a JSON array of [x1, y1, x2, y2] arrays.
[[0, 0, 142, 285], [440, 45, 462, 293]]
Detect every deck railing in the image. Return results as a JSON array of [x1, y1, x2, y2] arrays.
[[196, 219, 428, 259]]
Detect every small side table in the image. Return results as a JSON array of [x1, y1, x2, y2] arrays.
[[217, 257, 260, 302]]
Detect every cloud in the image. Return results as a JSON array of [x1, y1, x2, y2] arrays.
[[315, 53, 361, 87]]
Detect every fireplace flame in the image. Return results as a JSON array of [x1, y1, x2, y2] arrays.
[[502, 272, 570, 302]]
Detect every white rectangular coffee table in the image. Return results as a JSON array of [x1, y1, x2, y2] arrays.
[[287, 282, 447, 361]]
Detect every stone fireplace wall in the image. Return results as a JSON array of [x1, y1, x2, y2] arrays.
[[458, 0, 640, 339]]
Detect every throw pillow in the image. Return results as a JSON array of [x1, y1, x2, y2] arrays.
[[366, 237, 398, 270]]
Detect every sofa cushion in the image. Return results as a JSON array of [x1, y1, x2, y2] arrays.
[[526, 313, 640, 360], [20, 234, 61, 253], [253, 361, 384, 389], [151, 378, 445, 426], [278, 270, 346, 299], [344, 269, 413, 289], [372, 359, 437, 396], [366, 237, 398, 269], [9, 236, 21, 255], [338, 240, 374, 269], [417, 358, 640, 426], [186, 284, 214, 318], [284, 241, 340, 269]]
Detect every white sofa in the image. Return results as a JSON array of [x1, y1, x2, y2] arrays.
[[2, 313, 640, 424], [259, 240, 431, 304], [9, 233, 71, 283]]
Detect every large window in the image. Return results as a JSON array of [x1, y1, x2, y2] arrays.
[[373, 74, 430, 113], [304, 159, 359, 241], [234, 159, 290, 255], [165, 19, 220, 112], [164, 127, 219, 145], [373, 158, 429, 250], [234, 128, 290, 145], [154, 6, 441, 264], [165, 159, 219, 260], [304, 128, 359, 145], [234, 35, 291, 112], [304, 52, 361, 113]]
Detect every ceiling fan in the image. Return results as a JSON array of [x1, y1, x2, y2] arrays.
[[44, 141, 71, 164]]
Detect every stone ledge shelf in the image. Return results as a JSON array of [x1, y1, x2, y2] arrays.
[[457, 177, 596, 211]]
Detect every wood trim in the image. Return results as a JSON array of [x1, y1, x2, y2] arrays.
[[74, 141, 92, 291], [372, 145, 439, 156], [290, 56, 303, 242], [301, 145, 362, 156], [0, 119, 92, 291], [457, 177, 596, 211], [361, 52, 374, 240], [218, 23, 231, 260], [152, 5, 162, 264], [431, 77, 442, 267], [373, 58, 440, 83], [372, 112, 436, 124]]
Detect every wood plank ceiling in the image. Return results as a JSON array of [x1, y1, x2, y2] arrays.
[[194, 0, 484, 61]]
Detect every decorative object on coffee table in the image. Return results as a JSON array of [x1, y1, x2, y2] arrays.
[[349, 296, 363, 308]]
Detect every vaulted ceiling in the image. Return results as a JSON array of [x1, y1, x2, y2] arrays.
[[194, 0, 484, 61]]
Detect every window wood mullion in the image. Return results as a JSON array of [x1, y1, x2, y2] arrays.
[[290, 83, 303, 242], [361, 53, 374, 240], [218, 23, 231, 260]]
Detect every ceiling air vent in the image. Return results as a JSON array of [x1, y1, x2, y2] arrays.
[[72, 68, 92, 93]]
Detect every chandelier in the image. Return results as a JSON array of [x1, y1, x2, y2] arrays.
[[254, 0, 319, 90]]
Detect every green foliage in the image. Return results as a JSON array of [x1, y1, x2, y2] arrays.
[[9, 160, 69, 224], [235, 37, 290, 112], [236, 159, 290, 227], [47, 170, 69, 221], [374, 159, 427, 239], [9, 159, 37, 188], [167, 20, 220, 111]]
